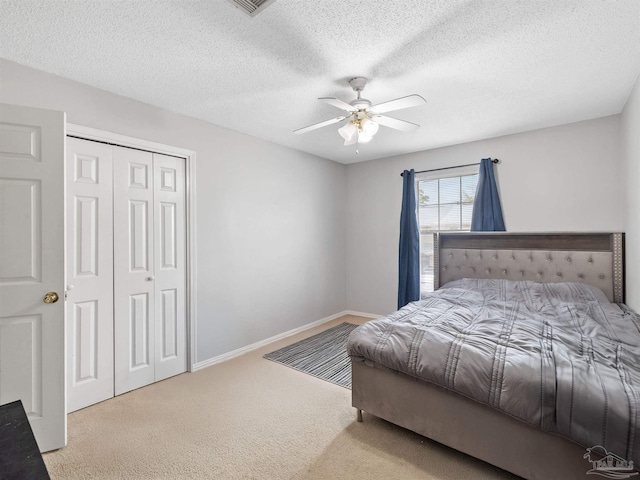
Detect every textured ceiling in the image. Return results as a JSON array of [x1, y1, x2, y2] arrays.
[[1, 0, 639, 164]]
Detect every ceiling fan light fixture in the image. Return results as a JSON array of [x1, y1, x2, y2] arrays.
[[358, 131, 373, 143], [338, 121, 357, 141], [360, 117, 379, 136]]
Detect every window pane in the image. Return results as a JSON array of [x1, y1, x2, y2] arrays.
[[419, 205, 439, 230], [418, 179, 438, 207], [461, 203, 474, 230], [439, 203, 461, 230], [461, 174, 478, 203], [416, 171, 477, 296], [420, 233, 435, 293], [439, 176, 460, 205]]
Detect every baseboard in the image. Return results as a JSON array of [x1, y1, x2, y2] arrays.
[[192, 310, 361, 371], [342, 310, 382, 319]]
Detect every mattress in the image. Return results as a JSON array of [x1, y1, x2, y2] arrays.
[[347, 278, 640, 464]]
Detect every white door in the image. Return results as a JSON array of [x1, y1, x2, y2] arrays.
[[0, 103, 66, 452], [153, 153, 187, 381], [113, 147, 156, 395], [66, 137, 114, 412]]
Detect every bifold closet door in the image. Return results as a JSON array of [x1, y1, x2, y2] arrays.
[[153, 153, 187, 382], [66, 138, 114, 413], [113, 148, 187, 396], [66, 139, 187, 405], [113, 148, 156, 395]]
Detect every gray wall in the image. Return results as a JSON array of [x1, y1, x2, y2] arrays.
[[346, 116, 624, 315], [621, 74, 640, 311], [1, 58, 634, 360], [0, 59, 347, 363]]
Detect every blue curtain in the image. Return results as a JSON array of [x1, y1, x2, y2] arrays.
[[398, 169, 420, 309], [471, 158, 506, 231]]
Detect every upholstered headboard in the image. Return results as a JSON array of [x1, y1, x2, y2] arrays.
[[435, 233, 625, 303]]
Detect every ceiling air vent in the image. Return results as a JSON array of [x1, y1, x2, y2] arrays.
[[227, 0, 276, 17]]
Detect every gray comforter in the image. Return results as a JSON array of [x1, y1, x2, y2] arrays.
[[347, 279, 640, 464]]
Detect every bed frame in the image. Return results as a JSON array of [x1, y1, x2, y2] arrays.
[[352, 232, 630, 480]]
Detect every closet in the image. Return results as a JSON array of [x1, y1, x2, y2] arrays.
[[66, 136, 186, 412]]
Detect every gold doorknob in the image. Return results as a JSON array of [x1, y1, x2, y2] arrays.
[[43, 292, 59, 304]]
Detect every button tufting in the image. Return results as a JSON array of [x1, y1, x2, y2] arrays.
[[537, 271, 543, 276], [511, 256, 516, 261], [546, 256, 552, 262], [485, 269, 491, 274], [566, 257, 571, 263], [449, 253, 453, 258], [471, 267, 476, 273], [599, 274, 605, 280], [443, 266, 448, 271], [557, 273, 562, 277], [493, 255, 498, 260], [464, 253, 468, 259], [502, 270, 507, 275], [520, 270, 525, 276], [578, 273, 584, 279], [529, 256, 534, 262], [588, 258, 593, 263], [456, 266, 461, 271]]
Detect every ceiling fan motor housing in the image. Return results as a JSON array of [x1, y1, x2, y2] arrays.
[[350, 99, 372, 111], [349, 76, 368, 92]]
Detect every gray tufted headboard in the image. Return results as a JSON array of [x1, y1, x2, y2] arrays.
[[435, 232, 625, 303]]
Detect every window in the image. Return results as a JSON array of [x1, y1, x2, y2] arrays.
[[417, 169, 479, 295]]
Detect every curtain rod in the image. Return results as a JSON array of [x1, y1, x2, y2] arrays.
[[400, 158, 499, 177]]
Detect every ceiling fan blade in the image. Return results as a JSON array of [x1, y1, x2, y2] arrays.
[[369, 94, 426, 114], [319, 97, 356, 113], [293, 115, 348, 134], [374, 115, 421, 132]]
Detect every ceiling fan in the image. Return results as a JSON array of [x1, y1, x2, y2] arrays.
[[294, 77, 426, 148]]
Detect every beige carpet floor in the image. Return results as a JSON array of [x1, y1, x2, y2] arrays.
[[43, 315, 519, 479]]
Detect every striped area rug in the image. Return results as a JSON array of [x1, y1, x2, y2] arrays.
[[263, 322, 359, 389]]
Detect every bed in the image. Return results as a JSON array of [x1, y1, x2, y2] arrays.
[[348, 232, 639, 480]]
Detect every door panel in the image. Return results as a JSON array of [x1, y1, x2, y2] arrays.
[[160, 289, 177, 359], [74, 196, 98, 276], [129, 200, 150, 271], [0, 315, 42, 415], [153, 153, 186, 381], [65, 137, 114, 412], [130, 292, 150, 368], [0, 179, 41, 282], [160, 203, 176, 269], [0, 103, 66, 452], [72, 301, 98, 380], [114, 147, 155, 395]]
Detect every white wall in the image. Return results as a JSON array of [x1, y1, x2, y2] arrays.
[[346, 116, 624, 315], [0, 59, 347, 363], [621, 74, 640, 311]]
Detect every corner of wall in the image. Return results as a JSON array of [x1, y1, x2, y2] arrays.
[[621, 74, 640, 311]]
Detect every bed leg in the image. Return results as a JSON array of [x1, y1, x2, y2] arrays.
[[356, 408, 363, 422]]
